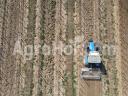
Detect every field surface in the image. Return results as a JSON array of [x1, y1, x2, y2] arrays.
[[0, 0, 128, 96]]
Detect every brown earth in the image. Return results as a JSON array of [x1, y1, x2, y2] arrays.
[[0, 0, 128, 96]]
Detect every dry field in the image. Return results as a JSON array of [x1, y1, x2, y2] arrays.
[[0, 0, 128, 96]]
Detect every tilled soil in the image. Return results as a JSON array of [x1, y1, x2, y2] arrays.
[[0, 0, 124, 96]]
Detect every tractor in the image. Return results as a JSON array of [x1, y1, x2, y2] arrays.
[[80, 39, 102, 80]]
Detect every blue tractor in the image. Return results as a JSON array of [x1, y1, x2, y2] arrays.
[[81, 39, 102, 80]]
